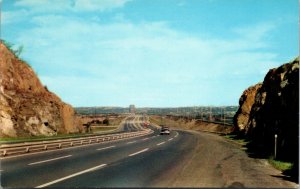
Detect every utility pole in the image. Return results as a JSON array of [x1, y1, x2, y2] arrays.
[[223, 107, 225, 126], [209, 106, 212, 121], [200, 107, 203, 120], [274, 134, 278, 159]]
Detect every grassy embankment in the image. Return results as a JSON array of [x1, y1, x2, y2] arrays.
[[0, 133, 94, 143], [223, 134, 293, 172], [268, 159, 293, 172], [149, 116, 180, 128], [89, 116, 124, 133]]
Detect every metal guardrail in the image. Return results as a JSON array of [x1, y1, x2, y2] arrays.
[[195, 119, 234, 126], [0, 129, 153, 157]]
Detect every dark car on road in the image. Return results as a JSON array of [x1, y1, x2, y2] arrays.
[[160, 126, 170, 135]]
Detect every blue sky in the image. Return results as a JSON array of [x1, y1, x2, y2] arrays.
[[1, 0, 299, 107]]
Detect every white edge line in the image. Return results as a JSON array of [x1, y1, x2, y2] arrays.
[[157, 142, 165, 146], [28, 155, 72, 165], [142, 137, 150, 141], [35, 164, 107, 188], [128, 148, 149, 157], [174, 132, 179, 137], [96, 145, 116, 151], [168, 138, 174, 141]]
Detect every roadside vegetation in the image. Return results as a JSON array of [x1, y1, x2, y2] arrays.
[[109, 116, 125, 126], [223, 134, 249, 146], [223, 132, 295, 176], [90, 126, 118, 133], [0, 133, 94, 144], [0, 126, 119, 144], [1, 40, 24, 58], [268, 158, 293, 172]]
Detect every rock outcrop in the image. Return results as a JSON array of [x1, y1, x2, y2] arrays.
[[233, 83, 262, 133], [234, 57, 299, 162], [0, 42, 82, 137]]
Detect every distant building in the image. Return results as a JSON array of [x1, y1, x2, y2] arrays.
[[129, 105, 136, 113]]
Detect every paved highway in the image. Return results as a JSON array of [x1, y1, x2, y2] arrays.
[[117, 115, 146, 132], [1, 116, 297, 188]]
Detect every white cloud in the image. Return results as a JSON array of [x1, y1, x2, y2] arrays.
[[14, 0, 72, 12], [2, 10, 30, 24], [13, 14, 280, 106], [233, 22, 276, 42], [74, 0, 131, 12], [13, 0, 131, 12]]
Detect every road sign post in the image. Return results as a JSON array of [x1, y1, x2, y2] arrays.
[[274, 134, 278, 159]]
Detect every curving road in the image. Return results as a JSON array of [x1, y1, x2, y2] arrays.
[[0, 116, 297, 188]]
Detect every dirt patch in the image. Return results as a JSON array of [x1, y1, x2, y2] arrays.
[[150, 115, 233, 134]]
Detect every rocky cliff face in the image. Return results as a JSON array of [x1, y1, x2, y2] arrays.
[[234, 57, 299, 162], [233, 83, 262, 133], [0, 42, 82, 137]]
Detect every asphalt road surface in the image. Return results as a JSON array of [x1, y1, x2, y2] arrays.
[[0, 117, 297, 188], [117, 115, 146, 132]]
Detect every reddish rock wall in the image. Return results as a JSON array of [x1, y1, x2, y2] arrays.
[[0, 42, 82, 137]]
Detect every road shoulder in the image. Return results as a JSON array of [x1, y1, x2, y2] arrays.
[[152, 129, 298, 188]]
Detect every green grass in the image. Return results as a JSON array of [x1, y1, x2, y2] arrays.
[[223, 133, 294, 172], [0, 133, 97, 143], [109, 116, 126, 126], [268, 158, 293, 171], [91, 127, 118, 133], [224, 134, 293, 172], [223, 134, 249, 146]]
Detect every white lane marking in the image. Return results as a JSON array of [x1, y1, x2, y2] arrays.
[[35, 164, 107, 188], [128, 148, 149, 157], [157, 142, 165, 146], [174, 132, 179, 138], [28, 155, 72, 166], [142, 137, 150, 141], [127, 140, 137, 144], [96, 145, 116, 151], [168, 138, 174, 141]]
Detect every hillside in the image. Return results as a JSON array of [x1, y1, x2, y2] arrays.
[[234, 57, 299, 177], [150, 115, 233, 134], [0, 42, 82, 137]]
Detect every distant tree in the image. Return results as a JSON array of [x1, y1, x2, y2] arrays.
[[103, 118, 109, 125], [1, 40, 13, 49], [15, 45, 24, 56], [83, 123, 91, 133]]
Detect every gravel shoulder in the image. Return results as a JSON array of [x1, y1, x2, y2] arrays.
[[153, 129, 298, 188]]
